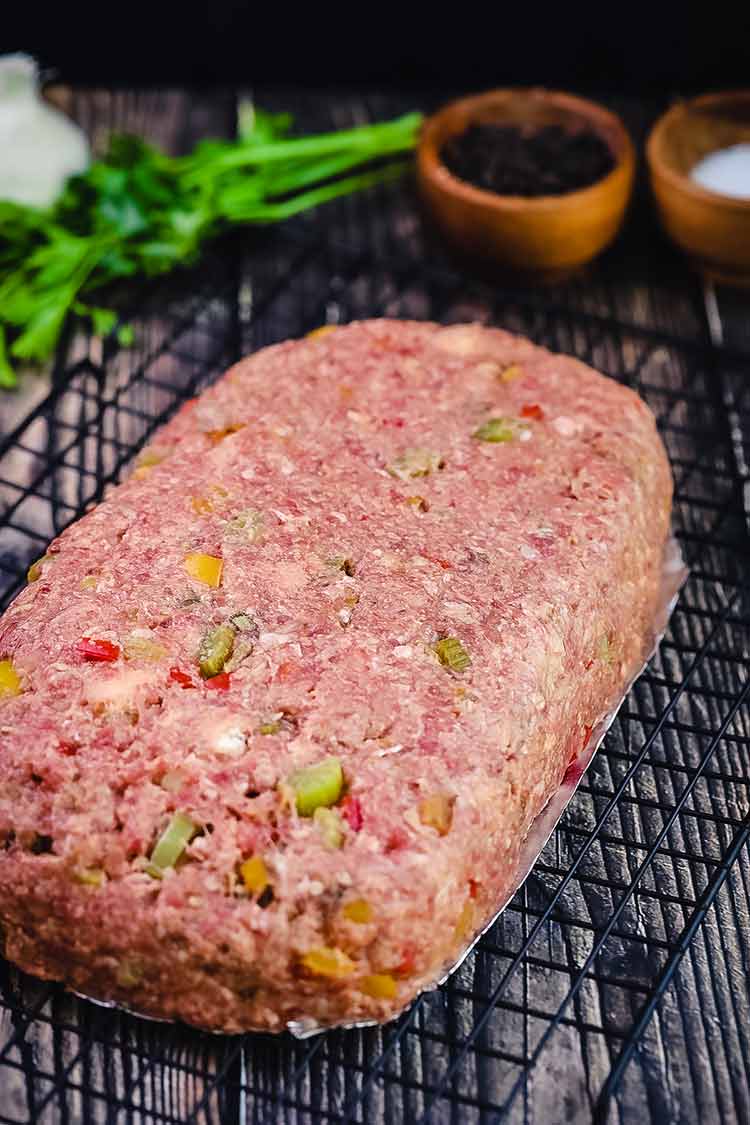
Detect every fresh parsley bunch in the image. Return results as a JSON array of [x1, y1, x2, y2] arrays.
[[0, 107, 421, 388]]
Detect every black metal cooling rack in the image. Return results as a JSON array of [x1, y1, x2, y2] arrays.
[[1, 90, 750, 1124]]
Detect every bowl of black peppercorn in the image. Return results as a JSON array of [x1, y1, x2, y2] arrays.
[[417, 88, 635, 281]]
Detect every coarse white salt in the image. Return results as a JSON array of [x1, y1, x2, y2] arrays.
[[690, 144, 750, 200]]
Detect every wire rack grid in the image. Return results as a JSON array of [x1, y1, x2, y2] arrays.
[[1, 91, 750, 1124]]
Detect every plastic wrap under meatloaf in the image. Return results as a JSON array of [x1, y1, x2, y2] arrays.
[[0, 320, 672, 1033]]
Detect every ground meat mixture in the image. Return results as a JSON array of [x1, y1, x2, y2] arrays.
[[0, 320, 672, 1032]]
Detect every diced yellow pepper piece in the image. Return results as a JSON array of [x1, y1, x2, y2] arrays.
[[300, 946, 355, 978], [307, 325, 337, 340], [418, 794, 454, 836], [240, 855, 269, 895], [74, 868, 105, 887], [205, 424, 245, 445], [0, 659, 22, 698], [135, 448, 169, 470], [133, 449, 169, 479], [80, 575, 98, 591], [453, 899, 475, 943], [184, 552, 224, 588], [360, 973, 397, 1000], [499, 364, 524, 383], [115, 958, 142, 988], [343, 898, 373, 924], [27, 556, 48, 583]]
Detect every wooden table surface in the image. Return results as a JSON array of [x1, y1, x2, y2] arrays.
[[1, 87, 750, 1125]]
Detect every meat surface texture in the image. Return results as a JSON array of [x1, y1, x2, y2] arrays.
[[0, 320, 672, 1032]]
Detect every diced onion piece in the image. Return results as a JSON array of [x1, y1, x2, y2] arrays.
[[360, 973, 397, 1000], [240, 855, 270, 895], [387, 448, 444, 480], [146, 811, 198, 878], [123, 635, 168, 662], [343, 898, 373, 924], [433, 636, 471, 672], [0, 659, 21, 698], [472, 416, 526, 443], [288, 757, 343, 817], [418, 794, 455, 836], [313, 807, 344, 849], [227, 509, 265, 543], [300, 946, 355, 978], [198, 623, 236, 678], [184, 552, 223, 587]]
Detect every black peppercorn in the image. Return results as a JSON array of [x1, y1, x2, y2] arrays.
[[441, 123, 615, 197]]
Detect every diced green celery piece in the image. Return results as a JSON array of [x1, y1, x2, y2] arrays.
[[198, 623, 236, 678], [146, 811, 198, 877], [289, 757, 343, 816], [472, 417, 524, 443], [434, 636, 471, 672]]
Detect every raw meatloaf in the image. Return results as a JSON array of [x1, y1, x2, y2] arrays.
[[0, 320, 672, 1033]]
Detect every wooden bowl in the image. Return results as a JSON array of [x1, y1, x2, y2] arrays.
[[647, 91, 750, 285], [417, 89, 635, 282]]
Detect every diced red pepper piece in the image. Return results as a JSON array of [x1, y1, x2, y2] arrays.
[[205, 672, 230, 691], [521, 403, 545, 420], [76, 637, 120, 663], [385, 826, 410, 852], [420, 551, 452, 569], [169, 666, 195, 689], [341, 795, 363, 832], [397, 947, 416, 975]]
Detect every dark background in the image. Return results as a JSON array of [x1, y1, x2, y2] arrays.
[[4, 5, 750, 92]]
